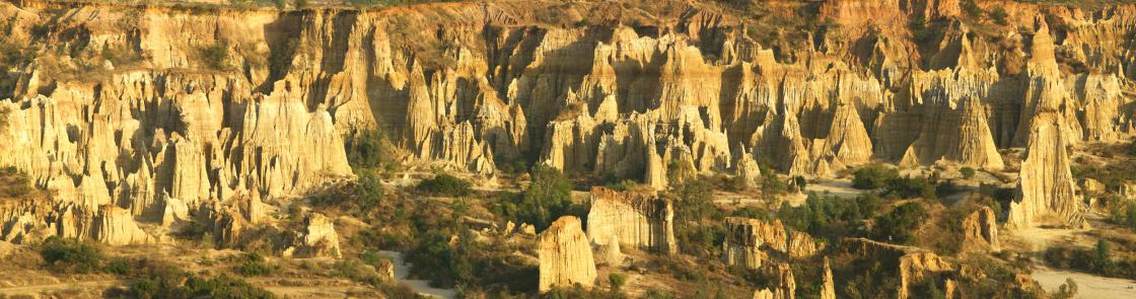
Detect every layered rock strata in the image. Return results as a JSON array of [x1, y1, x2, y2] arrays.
[[0, 0, 1134, 245], [962, 206, 999, 251], [585, 187, 676, 254], [538, 216, 597, 293], [722, 217, 819, 269], [841, 238, 956, 299]]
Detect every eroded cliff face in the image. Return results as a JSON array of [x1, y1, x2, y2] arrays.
[[722, 217, 819, 269], [537, 216, 596, 293], [841, 238, 955, 299], [0, 0, 1134, 243], [585, 187, 676, 254]]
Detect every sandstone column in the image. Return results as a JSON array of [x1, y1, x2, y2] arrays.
[[538, 216, 597, 293]]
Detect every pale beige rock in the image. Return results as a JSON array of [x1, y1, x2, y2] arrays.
[[962, 206, 1000, 251], [821, 258, 836, 299], [94, 205, 155, 245], [1007, 112, 1084, 229], [586, 187, 676, 254], [538, 216, 597, 293], [841, 238, 956, 299], [723, 217, 818, 269], [295, 213, 342, 258]]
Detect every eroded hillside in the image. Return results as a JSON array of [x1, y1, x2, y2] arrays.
[[1, 0, 1135, 298]]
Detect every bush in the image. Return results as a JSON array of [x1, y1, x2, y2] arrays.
[[39, 237, 104, 273], [233, 253, 275, 277], [518, 165, 575, 230], [960, 167, 976, 179], [961, 0, 982, 18], [884, 175, 938, 199], [609, 273, 627, 293], [346, 129, 396, 171], [416, 173, 472, 197], [115, 259, 274, 299], [671, 178, 725, 257], [356, 170, 385, 209], [852, 164, 899, 189], [0, 166, 32, 197], [989, 7, 1009, 25], [778, 192, 878, 240], [872, 202, 927, 244], [200, 42, 230, 70], [405, 229, 477, 288]]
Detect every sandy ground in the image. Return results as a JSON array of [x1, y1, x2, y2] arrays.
[[804, 179, 865, 199], [0, 279, 119, 297], [1033, 267, 1136, 298], [379, 250, 456, 299]]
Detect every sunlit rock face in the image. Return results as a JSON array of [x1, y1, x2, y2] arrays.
[[537, 216, 596, 293], [722, 217, 819, 269], [586, 187, 676, 254], [1, 0, 1134, 242]]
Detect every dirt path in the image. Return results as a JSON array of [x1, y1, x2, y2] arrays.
[[1033, 267, 1136, 298], [805, 179, 864, 199], [0, 279, 120, 296]]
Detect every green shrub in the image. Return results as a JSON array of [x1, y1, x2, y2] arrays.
[[609, 273, 627, 293], [852, 164, 899, 189], [961, 0, 983, 18], [346, 129, 396, 170], [0, 166, 31, 197], [884, 175, 938, 199], [518, 165, 575, 230], [960, 167, 976, 179], [233, 253, 275, 276], [872, 202, 927, 244], [671, 178, 725, 257], [127, 260, 275, 299], [989, 7, 1009, 25], [416, 173, 472, 197], [39, 237, 104, 273], [331, 259, 384, 285], [356, 170, 385, 209], [405, 229, 477, 288], [104, 258, 131, 275], [778, 192, 878, 239], [200, 42, 230, 70]]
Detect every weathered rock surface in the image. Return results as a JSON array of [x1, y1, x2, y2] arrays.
[[538, 216, 596, 293], [961, 206, 999, 252], [0, 0, 1134, 250], [94, 205, 156, 245], [1007, 112, 1084, 229], [722, 217, 819, 269], [821, 258, 836, 299], [585, 187, 676, 254], [290, 213, 342, 258], [842, 238, 956, 299]]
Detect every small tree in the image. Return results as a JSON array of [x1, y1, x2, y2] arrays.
[[355, 170, 384, 210], [521, 165, 574, 229], [1094, 240, 1114, 272]]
